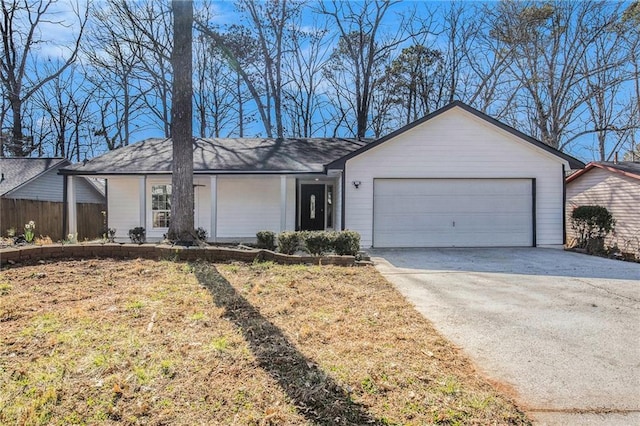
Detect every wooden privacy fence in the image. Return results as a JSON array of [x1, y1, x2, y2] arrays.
[[0, 198, 106, 241]]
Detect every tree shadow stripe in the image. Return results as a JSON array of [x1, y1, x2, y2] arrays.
[[193, 263, 383, 425]]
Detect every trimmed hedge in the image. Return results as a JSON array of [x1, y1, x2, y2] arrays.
[[303, 231, 334, 256], [256, 231, 276, 251], [277, 231, 302, 255], [270, 230, 361, 256], [333, 230, 361, 256]]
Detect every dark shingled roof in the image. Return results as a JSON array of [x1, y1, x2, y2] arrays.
[[60, 137, 370, 175], [566, 161, 640, 183], [0, 157, 69, 196]]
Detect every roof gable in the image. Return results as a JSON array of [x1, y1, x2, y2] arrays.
[[566, 161, 640, 183], [0, 158, 69, 196], [327, 101, 585, 170]]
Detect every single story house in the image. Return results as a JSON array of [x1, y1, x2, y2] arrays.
[[60, 101, 584, 248], [0, 157, 105, 240], [566, 161, 640, 255]]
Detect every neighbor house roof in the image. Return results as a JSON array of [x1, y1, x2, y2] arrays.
[[0, 157, 70, 196], [326, 101, 585, 170], [60, 137, 370, 175], [566, 161, 640, 183]]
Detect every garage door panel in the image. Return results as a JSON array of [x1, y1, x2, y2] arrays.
[[373, 179, 533, 247]]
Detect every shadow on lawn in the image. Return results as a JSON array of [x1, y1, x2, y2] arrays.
[[193, 263, 382, 426]]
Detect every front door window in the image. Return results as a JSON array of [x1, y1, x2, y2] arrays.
[[310, 195, 316, 219], [300, 184, 325, 230]]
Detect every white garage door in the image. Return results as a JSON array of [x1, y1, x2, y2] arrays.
[[373, 179, 533, 247]]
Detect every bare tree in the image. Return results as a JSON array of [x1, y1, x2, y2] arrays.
[[33, 63, 93, 160], [193, 35, 238, 138], [196, 0, 303, 138], [0, 0, 88, 156], [237, 0, 302, 138], [84, 0, 148, 149], [167, 0, 194, 243], [318, 0, 416, 138], [489, 1, 624, 151], [193, 1, 242, 138], [282, 18, 331, 137], [621, 1, 640, 161], [92, 0, 173, 138], [580, 8, 635, 161], [196, 22, 273, 137]]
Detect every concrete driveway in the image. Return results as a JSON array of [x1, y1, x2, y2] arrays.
[[372, 248, 640, 425]]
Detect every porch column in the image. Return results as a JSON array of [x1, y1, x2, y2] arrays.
[[335, 172, 343, 230], [280, 175, 287, 232], [139, 177, 146, 228], [210, 175, 217, 242], [67, 176, 77, 238]]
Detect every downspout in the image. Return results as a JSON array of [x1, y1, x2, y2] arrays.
[[562, 164, 567, 246], [341, 162, 346, 230], [531, 178, 537, 247], [104, 180, 109, 236]]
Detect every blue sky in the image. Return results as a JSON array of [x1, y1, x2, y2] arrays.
[[15, 1, 640, 163]]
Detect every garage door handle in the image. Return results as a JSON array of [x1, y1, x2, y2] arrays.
[[452, 221, 455, 227]]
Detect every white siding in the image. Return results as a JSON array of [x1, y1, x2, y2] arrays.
[[345, 107, 567, 247], [566, 168, 640, 255], [216, 175, 295, 239], [108, 176, 142, 242], [9, 168, 104, 203], [107, 174, 296, 243], [75, 179, 105, 204], [10, 168, 64, 201]]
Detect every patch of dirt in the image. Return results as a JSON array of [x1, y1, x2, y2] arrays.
[[0, 259, 530, 425]]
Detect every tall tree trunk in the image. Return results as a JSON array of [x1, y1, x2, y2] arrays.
[[237, 75, 244, 137], [167, 0, 195, 243], [9, 97, 26, 156]]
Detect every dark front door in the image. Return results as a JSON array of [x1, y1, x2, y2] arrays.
[[300, 184, 325, 230]]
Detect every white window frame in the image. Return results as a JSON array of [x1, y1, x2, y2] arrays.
[[151, 184, 172, 229]]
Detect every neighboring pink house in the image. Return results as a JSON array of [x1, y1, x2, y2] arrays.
[[566, 161, 640, 257]]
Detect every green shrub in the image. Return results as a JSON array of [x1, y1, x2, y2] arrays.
[[333, 230, 361, 255], [277, 231, 301, 255], [303, 231, 335, 256], [571, 205, 615, 252], [195, 227, 208, 241], [128, 227, 146, 244], [256, 230, 276, 251]]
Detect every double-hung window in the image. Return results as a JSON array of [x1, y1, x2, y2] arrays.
[[152, 184, 171, 228]]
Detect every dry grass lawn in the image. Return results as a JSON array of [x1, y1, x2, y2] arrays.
[[0, 259, 530, 425]]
